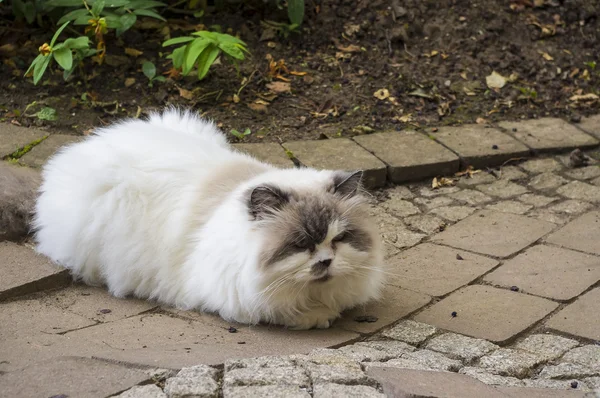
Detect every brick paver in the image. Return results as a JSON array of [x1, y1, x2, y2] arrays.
[[431, 125, 530, 168], [545, 211, 600, 255], [431, 210, 556, 258], [386, 243, 499, 297], [0, 242, 70, 301], [18, 134, 81, 168], [353, 131, 459, 183], [414, 285, 559, 343], [546, 288, 600, 341], [483, 245, 600, 300], [282, 139, 387, 188], [233, 143, 294, 168], [500, 118, 599, 152], [0, 124, 47, 158]]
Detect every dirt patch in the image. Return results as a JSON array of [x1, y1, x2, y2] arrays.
[[1, 0, 599, 143]]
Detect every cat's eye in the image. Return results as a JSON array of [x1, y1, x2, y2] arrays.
[[332, 232, 347, 243]]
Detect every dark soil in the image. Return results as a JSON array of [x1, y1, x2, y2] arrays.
[[1, 0, 600, 144]]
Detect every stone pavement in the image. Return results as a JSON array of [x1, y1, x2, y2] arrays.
[[1, 116, 600, 397]]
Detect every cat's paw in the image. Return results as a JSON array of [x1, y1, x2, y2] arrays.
[[287, 313, 337, 330]]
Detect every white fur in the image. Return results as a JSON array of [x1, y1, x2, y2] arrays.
[[34, 109, 384, 329]]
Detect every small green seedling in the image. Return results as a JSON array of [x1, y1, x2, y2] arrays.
[[142, 61, 166, 87], [230, 128, 251, 140]]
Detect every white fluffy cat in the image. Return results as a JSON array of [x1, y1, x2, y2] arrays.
[[34, 109, 384, 329]]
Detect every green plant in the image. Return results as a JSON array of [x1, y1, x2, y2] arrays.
[[163, 31, 249, 80], [25, 22, 94, 85], [11, 0, 55, 25], [260, 20, 300, 38], [517, 86, 538, 101], [230, 128, 251, 139], [286, 0, 304, 26], [142, 61, 166, 87], [584, 61, 597, 70]]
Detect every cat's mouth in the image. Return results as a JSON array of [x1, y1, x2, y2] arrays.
[[314, 273, 332, 283]]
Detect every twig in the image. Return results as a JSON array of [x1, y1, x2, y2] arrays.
[[385, 29, 393, 55]]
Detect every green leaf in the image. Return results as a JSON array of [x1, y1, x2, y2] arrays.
[[63, 36, 90, 49], [243, 128, 251, 136], [50, 22, 70, 47], [230, 129, 243, 139], [98, 0, 131, 7], [117, 13, 136, 34], [104, 14, 122, 29], [57, 9, 91, 25], [183, 38, 211, 75], [36, 107, 58, 121], [74, 14, 92, 25], [47, 0, 85, 7], [23, 2, 36, 24], [196, 44, 220, 80], [53, 47, 73, 70], [133, 9, 165, 20], [287, 0, 304, 26], [25, 54, 44, 76], [125, 0, 165, 9], [163, 36, 194, 46], [169, 46, 185, 69], [213, 32, 245, 46], [153, 76, 166, 82], [91, 0, 105, 17], [33, 55, 52, 85], [219, 42, 244, 60], [142, 61, 156, 79], [191, 31, 217, 41]]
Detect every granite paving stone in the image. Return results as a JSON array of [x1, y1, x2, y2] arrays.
[[512, 334, 579, 361], [529, 172, 569, 190], [561, 345, 600, 370], [18, 134, 81, 168], [367, 367, 509, 398], [116, 384, 167, 398], [0, 242, 70, 301], [538, 362, 599, 380], [431, 210, 556, 258], [404, 214, 446, 234], [499, 166, 528, 181], [225, 356, 296, 371], [486, 201, 533, 214], [413, 195, 455, 210], [380, 197, 421, 218], [456, 171, 497, 187], [369, 205, 425, 256], [565, 165, 600, 180], [381, 320, 437, 345], [459, 367, 526, 387], [557, 181, 600, 203], [312, 383, 384, 398], [0, 357, 152, 398], [582, 376, 600, 389], [386, 185, 415, 199], [386, 243, 499, 297], [432, 125, 530, 168], [430, 205, 477, 221], [500, 118, 599, 152], [476, 180, 529, 198], [377, 349, 464, 372], [419, 185, 461, 197], [336, 284, 431, 334], [478, 348, 545, 378], [223, 367, 309, 387], [414, 285, 559, 343], [233, 143, 294, 168], [425, 333, 498, 362], [545, 211, 600, 255], [546, 288, 600, 341], [223, 385, 310, 398], [282, 139, 387, 188], [341, 341, 415, 362], [353, 130, 459, 183], [519, 193, 559, 207], [165, 365, 219, 397], [498, 386, 590, 397], [528, 209, 571, 225], [520, 158, 564, 174], [483, 245, 600, 300], [592, 176, 600, 186], [0, 123, 47, 158], [449, 189, 493, 205], [549, 200, 593, 214]]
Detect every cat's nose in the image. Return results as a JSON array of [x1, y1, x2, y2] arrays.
[[319, 259, 332, 267]]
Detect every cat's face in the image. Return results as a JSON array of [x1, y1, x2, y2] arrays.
[[247, 171, 379, 284]]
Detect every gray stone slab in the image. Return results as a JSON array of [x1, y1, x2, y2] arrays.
[[483, 244, 600, 301], [512, 334, 579, 361], [575, 114, 600, 140], [0, 162, 41, 242], [0, 242, 70, 301], [282, 139, 387, 188], [233, 143, 294, 168], [18, 134, 81, 168], [414, 285, 559, 343], [0, 356, 151, 398], [431, 210, 556, 258], [431, 125, 530, 168], [381, 320, 437, 345], [0, 123, 48, 158], [386, 243, 499, 297], [557, 181, 600, 203], [353, 131, 459, 183], [499, 118, 599, 152], [546, 288, 600, 341], [224, 385, 310, 398], [425, 333, 498, 362], [313, 384, 384, 398], [164, 365, 219, 397], [545, 211, 600, 255]]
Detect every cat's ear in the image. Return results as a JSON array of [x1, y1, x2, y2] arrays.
[[333, 170, 364, 197], [248, 185, 290, 219]]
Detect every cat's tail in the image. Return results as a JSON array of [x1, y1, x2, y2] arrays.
[[147, 107, 229, 148]]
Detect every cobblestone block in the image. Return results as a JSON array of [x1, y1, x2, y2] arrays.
[[354, 340, 416, 358], [116, 384, 167, 398], [529, 172, 569, 190], [546, 211, 600, 255], [456, 172, 497, 187], [366, 349, 463, 372], [164, 365, 219, 398], [519, 193, 559, 207], [370, 206, 425, 256], [513, 334, 579, 361], [430, 205, 476, 221], [414, 286, 558, 343], [520, 158, 564, 174], [233, 143, 294, 168], [380, 198, 420, 218], [573, 114, 600, 140], [528, 209, 571, 224], [449, 189, 493, 205], [431, 210, 556, 258], [223, 385, 310, 398], [282, 139, 387, 188], [19, 134, 81, 168], [381, 320, 437, 345], [312, 383, 384, 398], [404, 214, 446, 234], [562, 346, 600, 370], [500, 118, 599, 152], [353, 131, 459, 183], [413, 195, 455, 210], [425, 333, 498, 362], [224, 367, 308, 388], [419, 185, 461, 197], [486, 201, 533, 214], [386, 243, 498, 297], [0, 123, 47, 158], [476, 180, 529, 198], [549, 200, 593, 214], [459, 367, 525, 387], [538, 362, 599, 380], [565, 166, 600, 180], [499, 166, 528, 180], [557, 181, 600, 203], [546, 288, 600, 341], [225, 356, 296, 371], [483, 245, 600, 300], [478, 348, 545, 378], [432, 125, 529, 168]]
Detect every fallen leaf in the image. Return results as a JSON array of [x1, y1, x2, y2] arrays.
[[373, 88, 390, 100], [289, 71, 307, 76], [486, 71, 507, 89], [455, 166, 481, 178], [507, 72, 519, 82], [233, 94, 240, 103], [569, 68, 580, 78], [125, 48, 143, 57], [248, 102, 268, 112], [432, 177, 455, 189], [124, 77, 136, 87], [344, 24, 361, 36], [581, 69, 590, 80], [408, 88, 433, 99], [569, 93, 599, 102], [178, 87, 194, 100], [460, 72, 468, 80], [266, 81, 291, 93], [424, 50, 439, 58], [336, 43, 361, 53], [476, 117, 488, 124], [539, 51, 553, 61]]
